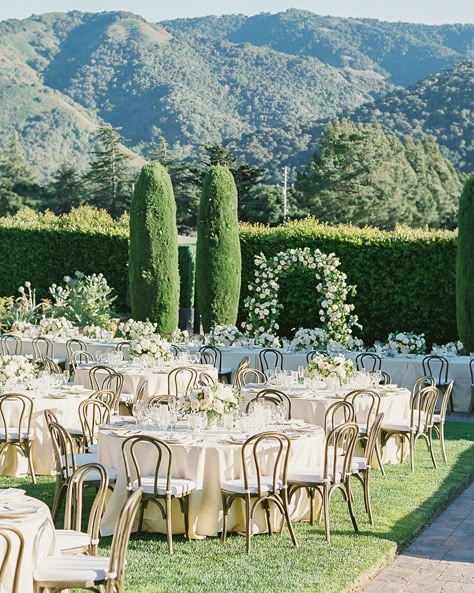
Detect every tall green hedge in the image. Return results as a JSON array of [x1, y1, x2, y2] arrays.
[[456, 176, 474, 352], [0, 206, 194, 315], [196, 165, 242, 332], [239, 219, 457, 345], [129, 162, 179, 333]]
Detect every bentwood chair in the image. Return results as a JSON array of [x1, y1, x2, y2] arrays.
[[33, 488, 143, 593], [306, 350, 328, 363], [288, 422, 360, 542], [37, 356, 62, 374], [246, 388, 292, 420], [89, 367, 124, 413], [355, 353, 382, 372], [199, 346, 232, 383], [350, 413, 384, 525], [430, 380, 454, 463], [55, 462, 109, 555], [115, 341, 130, 354], [0, 334, 22, 355], [381, 386, 438, 472], [232, 357, 251, 390], [70, 350, 94, 374], [65, 338, 87, 364], [344, 389, 384, 475], [239, 368, 267, 387], [0, 393, 35, 484], [323, 401, 355, 435], [0, 525, 24, 593], [422, 355, 453, 412], [259, 348, 284, 373], [122, 435, 195, 553], [46, 419, 117, 521], [32, 336, 54, 360], [198, 371, 216, 387], [170, 344, 183, 357], [221, 432, 297, 553], [79, 399, 111, 453], [369, 370, 391, 385], [167, 367, 198, 397]]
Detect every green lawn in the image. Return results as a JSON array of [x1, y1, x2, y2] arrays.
[[2, 422, 474, 593]]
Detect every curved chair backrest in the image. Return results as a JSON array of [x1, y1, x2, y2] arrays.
[[79, 399, 111, 450], [412, 375, 436, 398], [410, 386, 438, 433], [199, 346, 222, 371], [324, 422, 359, 483], [88, 389, 117, 412], [323, 400, 355, 435], [258, 349, 284, 372], [0, 334, 22, 355], [0, 393, 33, 441], [170, 344, 183, 357], [344, 389, 380, 433], [167, 367, 198, 397], [135, 380, 149, 404], [37, 356, 62, 374], [71, 350, 94, 372], [32, 336, 53, 360], [108, 487, 143, 593], [241, 432, 291, 498], [422, 355, 449, 384], [148, 395, 170, 407], [355, 353, 382, 372], [306, 350, 328, 363], [371, 370, 391, 385], [365, 413, 384, 466], [115, 341, 130, 353], [438, 380, 454, 423], [66, 338, 87, 362], [246, 388, 292, 419], [232, 357, 251, 389], [47, 420, 77, 478], [240, 368, 267, 387], [89, 365, 115, 391], [64, 463, 109, 555], [122, 435, 173, 496], [198, 371, 216, 387], [0, 526, 24, 593], [470, 358, 474, 385], [102, 373, 124, 413]]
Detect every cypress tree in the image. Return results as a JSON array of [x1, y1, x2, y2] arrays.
[[129, 161, 179, 334], [456, 175, 474, 352], [196, 164, 241, 333]]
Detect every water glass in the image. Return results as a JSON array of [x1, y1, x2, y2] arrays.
[[223, 413, 234, 431], [62, 370, 70, 385]]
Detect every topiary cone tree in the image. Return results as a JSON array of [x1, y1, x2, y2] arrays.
[[196, 164, 241, 333], [456, 174, 474, 352], [129, 161, 179, 334]]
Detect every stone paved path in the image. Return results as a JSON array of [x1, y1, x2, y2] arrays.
[[363, 482, 474, 593]]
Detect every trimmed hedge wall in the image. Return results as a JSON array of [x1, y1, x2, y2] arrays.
[[239, 219, 457, 345], [0, 209, 458, 344], [0, 207, 195, 314]]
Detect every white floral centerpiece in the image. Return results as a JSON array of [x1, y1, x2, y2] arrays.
[[439, 341, 463, 355], [39, 316, 76, 338], [292, 327, 328, 351], [344, 335, 365, 352], [81, 325, 112, 340], [118, 319, 157, 341], [10, 321, 35, 336], [255, 332, 281, 348], [172, 328, 190, 344], [209, 325, 242, 346], [306, 354, 354, 387], [128, 334, 172, 365], [0, 355, 36, 392], [183, 383, 240, 426], [386, 332, 426, 355]]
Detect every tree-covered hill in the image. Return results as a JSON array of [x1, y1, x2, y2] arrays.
[[0, 9, 472, 181]]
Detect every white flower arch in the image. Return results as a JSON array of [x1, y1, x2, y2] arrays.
[[242, 247, 359, 342]]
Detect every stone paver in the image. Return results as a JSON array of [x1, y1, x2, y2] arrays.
[[363, 483, 474, 593]]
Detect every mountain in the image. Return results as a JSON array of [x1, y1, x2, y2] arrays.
[[0, 10, 472, 181], [230, 60, 474, 175]]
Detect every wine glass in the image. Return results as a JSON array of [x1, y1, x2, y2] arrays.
[[62, 370, 70, 386], [167, 409, 178, 435]]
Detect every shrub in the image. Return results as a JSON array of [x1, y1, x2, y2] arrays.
[[456, 175, 474, 352], [239, 219, 457, 345], [129, 162, 180, 334], [196, 165, 241, 333]]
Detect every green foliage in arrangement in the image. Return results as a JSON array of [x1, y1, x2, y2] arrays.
[[196, 165, 242, 332], [456, 176, 474, 352], [0, 206, 193, 314], [239, 219, 457, 345], [129, 162, 179, 333]]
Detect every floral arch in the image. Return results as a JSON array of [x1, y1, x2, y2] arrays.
[[242, 247, 359, 343]]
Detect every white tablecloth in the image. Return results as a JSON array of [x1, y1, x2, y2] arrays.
[[0, 494, 56, 593], [98, 425, 325, 538]]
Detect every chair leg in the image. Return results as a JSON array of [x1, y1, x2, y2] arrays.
[[52, 480, 66, 522], [25, 442, 36, 485], [307, 488, 315, 526], [264, 500, 273, 535], [245, 496, 252, 554], [345, 480, 358, 533], [438, 422, 447, 463], [137, 500, 145, 533], [221, 495, 229, 543], [363, 472, 374, 526], [426, 433, 437, 469], [469, 388, 474, 416], [409, 434, 415, 472], [166, 497, 173, 554], [374, 441, 385, 476], [281, 489, 298, 547], [322, 486, 331, 543], [183, 496, 190, 540]]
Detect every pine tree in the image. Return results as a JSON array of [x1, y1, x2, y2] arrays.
[[196, 164, 241, 332], [85, 124, 132, 217], [129, 161, 179, 334], [47, 163, 85, 213], [456, 175, 474, 352]]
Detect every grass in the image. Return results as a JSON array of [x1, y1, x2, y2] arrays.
[[2, 422, 474, 593]]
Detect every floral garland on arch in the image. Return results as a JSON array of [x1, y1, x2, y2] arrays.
[[242, 247, 360, 343]]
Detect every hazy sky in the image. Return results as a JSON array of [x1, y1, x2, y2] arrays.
[[0, 0, 472, 25]]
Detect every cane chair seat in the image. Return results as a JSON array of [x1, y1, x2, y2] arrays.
[[221, 477, 284, 495], [287, 469, 342, 484], [381, 420, 427, 432], [55, 529, 93, 554], [132, 476, 195, 497]]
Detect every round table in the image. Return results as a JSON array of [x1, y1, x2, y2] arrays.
[[0, 492, 56, 593], [98, 423, 325, 538]]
